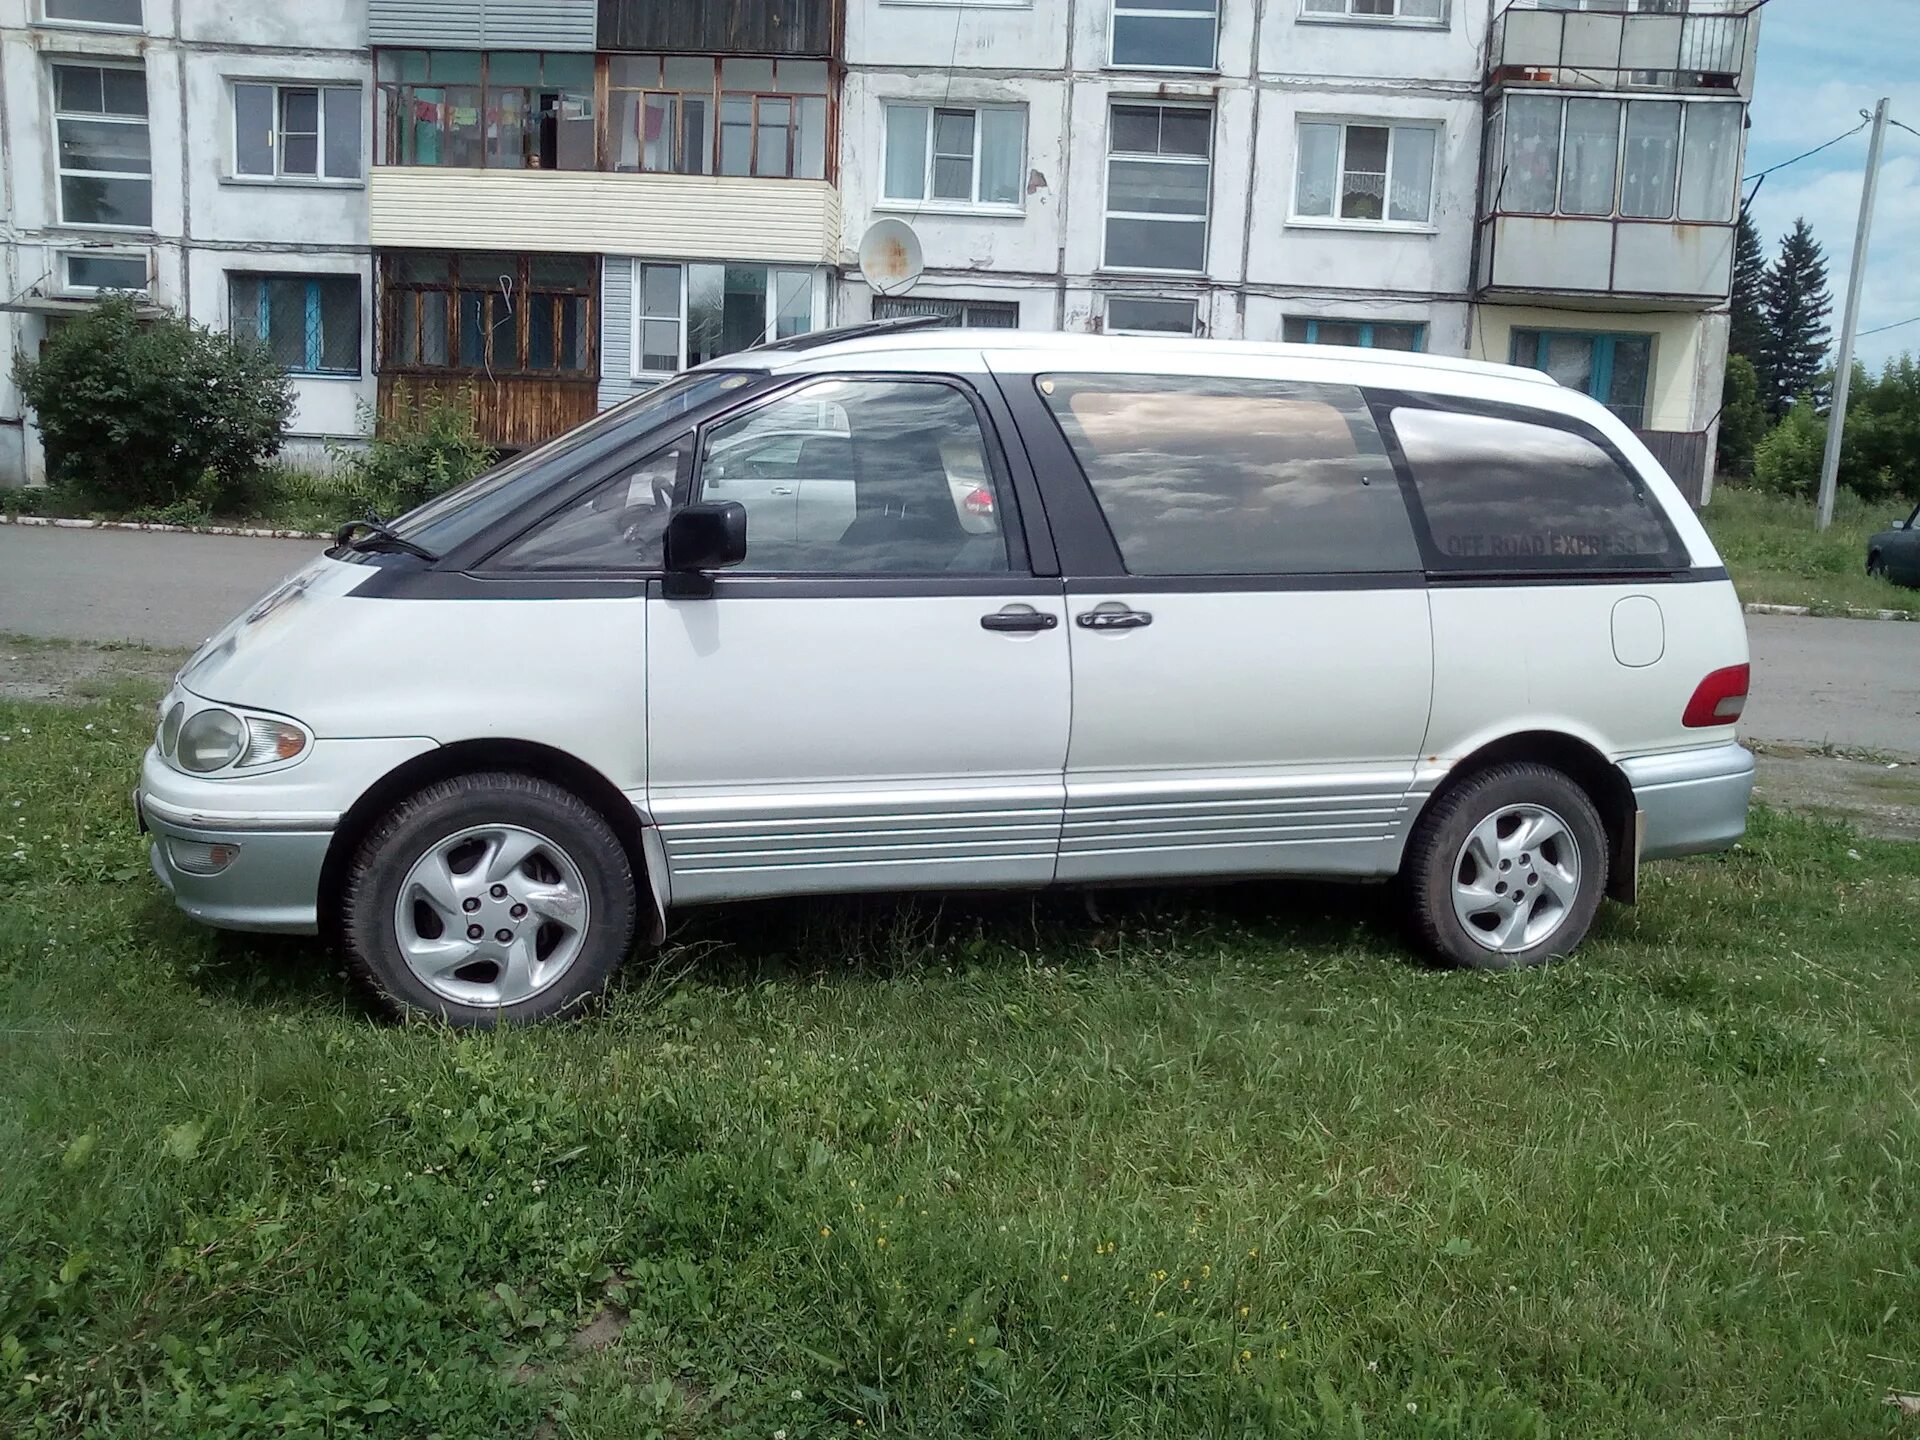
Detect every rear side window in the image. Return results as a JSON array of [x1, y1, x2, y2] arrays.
[[1387, 404, 1686, 573], [1035, 373, 1420, 575]]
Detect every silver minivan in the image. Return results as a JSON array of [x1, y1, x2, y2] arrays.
[[139, 320, 1754, 1024]]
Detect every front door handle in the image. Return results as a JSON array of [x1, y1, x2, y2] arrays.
[[769, 485, 795, 496], [980, 608, 1059, 633], [1075, 607, 1153, 630]]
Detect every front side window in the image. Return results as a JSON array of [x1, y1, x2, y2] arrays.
[[632, 262, 819, 375], [43, 0, 141, 26], [1294, 118, 1437, 225], [1510, 329, 1653, 428], [63, 250, 147, 293], [382, 252, 595, 377], [1110, 0, 1220, 69], [607, 56, 828, 179], [1388, 403, 1685, 573], [233, 82, 362, 181], [697, 379, 1009, 575], [375, 51, 595, 170], [882, 103, 1025, 208], [1104, 102, 1211, 272], [491, 440, 687, 571], [872, 296, 1020, 329], [229, 274, 361, 376], [1300, 0, 1445, 20], [1037, 373, 1421, 576], [1283, 317, 1425, 350], [52, 63, 151, 227], [1106, 296, 1198, 335]]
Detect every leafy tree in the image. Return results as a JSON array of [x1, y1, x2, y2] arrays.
[[14, 295, 292, 510], [1750, 389, 1824, 498], [1729, 211, 1768, 382], [1758, 218, 1832, 417], [1715, 353, 1767, 479], [1750, 357, 1920, 506]]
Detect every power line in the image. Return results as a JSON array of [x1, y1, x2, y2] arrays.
[[1859, 312, 1920, 338], [1741, 116, 1870, 188], [1889, 115, 1920, 144]]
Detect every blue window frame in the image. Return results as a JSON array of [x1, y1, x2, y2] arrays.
[[228, 273, 361, 376], [1283, 316, 1426, 351], [1509, 328, 1652, 428]]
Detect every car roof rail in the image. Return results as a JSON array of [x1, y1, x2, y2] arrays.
[[747, 314, 947, 355]]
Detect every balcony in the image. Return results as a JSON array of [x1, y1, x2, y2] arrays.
[[1488, 2, 1754, 98], [597, 0, 840, 57]]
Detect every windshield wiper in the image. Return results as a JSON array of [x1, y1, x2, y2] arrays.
[[334, 518, 440, 564]]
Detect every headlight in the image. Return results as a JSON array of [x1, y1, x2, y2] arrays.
[[159, 702, 185, 757], [177, 709, 246, 773], [241, 716, 308, 767]]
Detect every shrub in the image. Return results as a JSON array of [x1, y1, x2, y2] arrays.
[[329, 393, 493, 520], [13, 294, 292, 511], [1751, 395, 1824, 499], [1749, 359, 1920, 506], [1715, 354, 1767, 480]]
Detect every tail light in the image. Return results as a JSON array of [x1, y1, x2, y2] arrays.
[[1683, 663, 1749, 728], [963, 487, 994, 516]]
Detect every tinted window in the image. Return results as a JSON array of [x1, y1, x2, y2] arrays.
[[698, 379, 1009, 574], [489, 441, 684, 571], [1388, 405, 1686, 572], [1036, 373, 1420, 575]]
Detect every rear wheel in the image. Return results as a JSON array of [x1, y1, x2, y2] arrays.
[[1402, 763, 1607, 969], [1867, 551, 1888, 580], [340, 772, 637, 1026]]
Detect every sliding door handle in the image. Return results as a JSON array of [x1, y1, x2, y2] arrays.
[[1075, 607, 1153, 630], [980, 608, 1059, 633]]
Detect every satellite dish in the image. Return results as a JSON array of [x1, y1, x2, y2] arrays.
[[858, 218, 924, 297]]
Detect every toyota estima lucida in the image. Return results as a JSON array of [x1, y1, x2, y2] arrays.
[[138, 318, 1755, 1025]]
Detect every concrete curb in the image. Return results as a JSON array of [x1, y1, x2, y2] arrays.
[[1, 513, 330, 541], [1743, 601, 1918, 623]]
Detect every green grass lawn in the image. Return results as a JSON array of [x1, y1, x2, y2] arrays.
[[3, 685, 1918, 1438], [1702, 485, 1920, 616]]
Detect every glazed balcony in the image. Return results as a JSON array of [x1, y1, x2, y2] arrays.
[[1488, 1, 1755, 100]]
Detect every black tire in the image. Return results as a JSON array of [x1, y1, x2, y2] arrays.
[[340, 772, 637, 1026], [1401, 762, 1608, 970], [1867, 552, 1888, 580]]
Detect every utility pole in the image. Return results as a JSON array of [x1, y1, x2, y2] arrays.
[[1815, 97, 1888, 532]]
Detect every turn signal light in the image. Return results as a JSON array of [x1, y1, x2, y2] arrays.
[[1683, 663, 1750, 728]]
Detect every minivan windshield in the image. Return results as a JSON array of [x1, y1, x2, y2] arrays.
[[382, 370, 764, 558]]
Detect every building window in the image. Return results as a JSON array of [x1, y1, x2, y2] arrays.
[[382, 253, 595, 377], [1104, 103, 1211, 272], [233, 83, 362, 182], [230, 274, 362, 377], [882, 104, 1025, 209], [607, 56, 829, 180], [42, 0, 141, 27], [61, 250, 147, 294], [1294, 118, 1437, 226], [1283, 317, 1425, 350], [1509, 329, 1653, 428], [1110, 0, 1220, 70], [632, 261, 819, 376], [872, 296, 1020, 328], [1299, 0, 1444, 21], [375, 51, 596, 170], [1496, 95, 1739, 224], [1106, 296, 1198, 335], [52, 63, 151, 228]]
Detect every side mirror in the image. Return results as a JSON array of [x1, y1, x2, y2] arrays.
[[662, 502, 747, 597]]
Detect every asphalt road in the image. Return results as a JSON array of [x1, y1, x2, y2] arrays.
[[2, 523, 1916, 756]]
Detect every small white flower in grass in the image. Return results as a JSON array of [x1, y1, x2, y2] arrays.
[[774, 1431, 788, 1440], [1406, 1402, 1418, 1414], [790, 1390, 803, 1401]]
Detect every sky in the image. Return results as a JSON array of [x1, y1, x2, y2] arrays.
[[1744, 0, 1920, 371]]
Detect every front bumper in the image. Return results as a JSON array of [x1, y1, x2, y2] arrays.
[[136, 736, 436, 934], [1621, 742, 1755, 861]]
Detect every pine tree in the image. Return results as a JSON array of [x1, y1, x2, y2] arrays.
[[1728, 211, 1768, 380], [1757, 217, 1832, 417]]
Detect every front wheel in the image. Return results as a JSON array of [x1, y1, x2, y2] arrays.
[[1402, 763, 1607, 970], [1867, 552, 1888, 580], [340, 772, 637, 1026]]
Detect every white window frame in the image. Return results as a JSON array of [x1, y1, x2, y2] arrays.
[[1105, 295, 1200, 336], [1297, 0, 1448, 27], [629, 260, 825, 378], [58, 248, 149, 295], [878, 102, 1026, 214], [1289, 116, 1441, 232], [1493, 94, 1740, 224], [1108, 0, 1221, 73], [39, 0, 143, 31], [230, 80, 364, 185], [51, 61, 151, 231], [1102, 100, 1213, 275]]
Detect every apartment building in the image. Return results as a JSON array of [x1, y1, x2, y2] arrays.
[[0, 0, 373, 483], [0, 0, 1758, 498]]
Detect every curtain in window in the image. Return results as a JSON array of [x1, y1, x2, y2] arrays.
[[885, 105, 928, 200], [1676, 103, 1739, 222], [979, 108, 1025, 205], [1387, 126, 1435, 222], [1559, 98, 1619, 215], [1501, 94, 1561, 214]]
